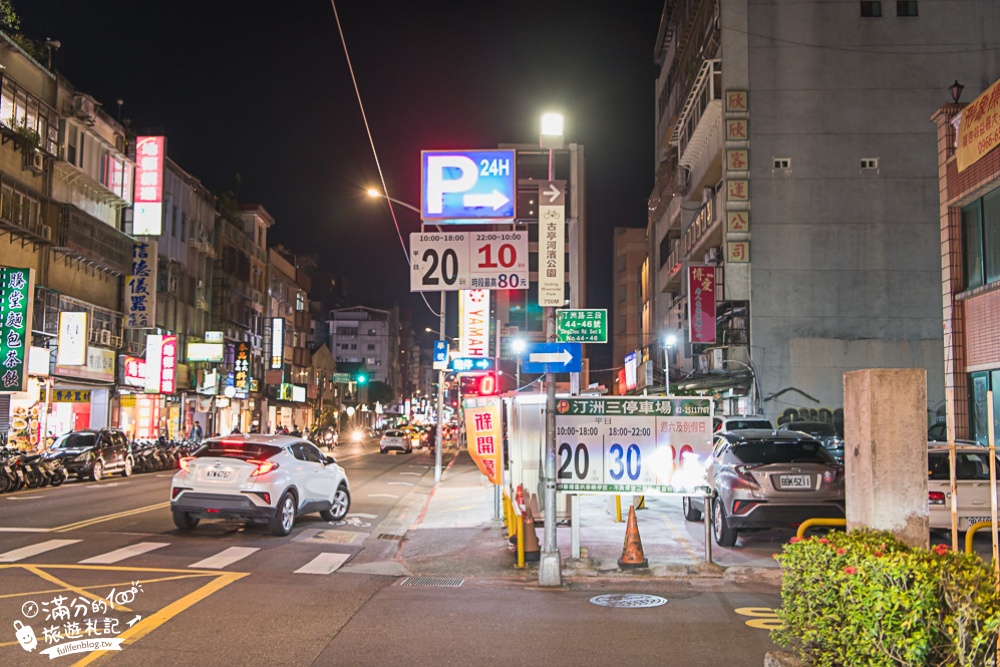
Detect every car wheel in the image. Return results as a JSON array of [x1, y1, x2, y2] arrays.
[[172, 510, 199, 531], [379, 448, 387, 454], [269, 491, 296, 536], [91, 460, 104, 482], [682, 496, 702, 522], [321, 485, 351, 522], [712, 497, 738, 547], [49, 469, 67, 487], [122, 456, 133, 477]]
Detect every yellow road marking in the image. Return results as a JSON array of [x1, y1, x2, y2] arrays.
[[734, 606, 784, 630], [0, 573, 224, 600], [24, 564, 133, 613], [51, 502, 170, 532], [660, 513, 701, 560]]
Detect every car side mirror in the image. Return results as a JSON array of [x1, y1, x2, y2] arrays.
[[324, 456, 336, 465]]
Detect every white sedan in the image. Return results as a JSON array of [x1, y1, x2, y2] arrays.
[[170, 435, 350, 536], [928, 442, 1000, 532]]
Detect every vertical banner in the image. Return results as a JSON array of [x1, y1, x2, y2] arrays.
[[160, 334, 177, 394], [687, 265, 717, 344], [459, 289, 490, 357], [463, 395, 502, 484], [144, 334, 163, 393], [957, 77, 1000, 172], [269, 317, 284, 369], [234, 342, 250, 394], [538, 180, 566, 307], [0, 267, 34, 392], [57, 312, 88, 366], [133, 136, 165, 235], [126, 240, 157, 328]]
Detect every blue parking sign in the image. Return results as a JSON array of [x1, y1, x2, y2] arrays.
[[421, 150, 516, 222]]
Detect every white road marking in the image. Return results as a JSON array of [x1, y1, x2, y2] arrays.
[[399, 472, 421, 476], [0, 527, 49, 532], [0, 539, 81, 562], [188, 546, 259, 570], [6, 494, 45, 500], [388, 482, 414, 486], [367, 493, 399, 499], [347, 513, 378, 519], [78, 542, 169, 564], [295, 552, 350, 575]]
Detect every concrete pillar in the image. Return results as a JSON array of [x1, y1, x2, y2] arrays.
[[843, 369, 929, 548]]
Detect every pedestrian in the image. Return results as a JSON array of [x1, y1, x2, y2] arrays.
[[230, 424, 241, 435], [188, 420, 203, 442], [291, 424, 301, 437], [281, 425, 290, 435]]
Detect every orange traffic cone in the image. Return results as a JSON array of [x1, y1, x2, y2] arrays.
[[522, 507, 541, 562], [618, 505, 648, 569]]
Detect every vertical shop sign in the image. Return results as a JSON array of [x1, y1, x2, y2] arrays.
[[538, 180, 566, 307], [159, 335, 177, 394], [462, 396, 502, 484], [57, 312, 88, 366], [133, 136, 165, 235], [269, 317, 284, 369], [234, 342, 250, 394], [0, 267, 34, 392], [687, 265, 717, 344], [126, 240, 157, 328], [144, 334, 162, 393], [459, 289, 490, 357]]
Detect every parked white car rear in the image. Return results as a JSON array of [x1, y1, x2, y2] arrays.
[[170, 435, 350, 536], [928, 442, 1000, 532]]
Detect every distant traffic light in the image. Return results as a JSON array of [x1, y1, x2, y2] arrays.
[[356, 373, 367, 385]]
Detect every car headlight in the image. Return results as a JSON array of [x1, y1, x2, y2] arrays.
[[75, 452, 92, 462]]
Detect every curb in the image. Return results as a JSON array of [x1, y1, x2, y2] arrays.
[[764, 651, 803, 667]]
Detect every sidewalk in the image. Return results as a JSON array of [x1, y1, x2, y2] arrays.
[[392, 446, 784, 585]]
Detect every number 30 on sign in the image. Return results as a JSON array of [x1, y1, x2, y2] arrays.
[[409, 232, 528, 292]]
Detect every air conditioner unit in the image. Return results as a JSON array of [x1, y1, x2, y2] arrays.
[[73, 96, 96, 122], [24, 149, 44, 175], [705, 247, 719, 264], [98, 330, 111, 346], [709, 348, 725, 370]]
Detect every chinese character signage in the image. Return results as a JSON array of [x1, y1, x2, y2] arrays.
[[269, 317, 284, 369], [726, 179, 749, 202], [728, 241, 750, 263], [55, 347, 115, 383], [553, 397, 713, 495], [133, 136, 165, 235], [123, 355, 146, 387], [726, 149, 748, 172], [556, 309, 607, 343], [725, 119, 748, 141], [538, 180, 566, 307], [957, 77, 1000, 172], [234, 342, 250, 393], [624, 351, 638, 392], [727, 210, 749, 233], [725, 90, 748, 113], [459, 289, 490, 357], [57, 312, 88, 366], [462, 395, 502, 484], [144, 334, 177, 394], [126, 240, 157, 328], [0, 267, 34, 392], [687, 265, 716, 344]]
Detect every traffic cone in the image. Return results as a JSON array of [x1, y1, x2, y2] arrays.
[[522, 507, 541, 562], [617, 505, 648, 569]]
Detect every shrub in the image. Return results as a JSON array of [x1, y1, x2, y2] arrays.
[[773, 529, 1000, 667]]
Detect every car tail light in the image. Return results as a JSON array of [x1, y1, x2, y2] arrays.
[[929, 491, 946, 505], [732, 499, 762, 515], [172, 487, 189, 499], [248, 459, 279, 477], [822, 469, 841, 484], [734, 464, 760, 481], [179, 457, 195, 472]]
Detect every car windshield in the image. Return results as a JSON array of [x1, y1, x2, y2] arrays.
[[51, 432, 97, 449], [929, 451, 1000, 480], [384, 430, 404, 438], [196, 440, 281, 461], [731, 439, 834, 465], [788, 422, 837, 437], [727, 420, 772, 430]]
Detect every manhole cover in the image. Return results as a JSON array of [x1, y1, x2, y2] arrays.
[[589, 594, 668, 608]]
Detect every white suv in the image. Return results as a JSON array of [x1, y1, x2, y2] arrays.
[[170, 435, 350, 536]]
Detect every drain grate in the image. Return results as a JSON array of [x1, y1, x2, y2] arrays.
[[589, 594, 668, 608], [400, 577, 464, 588], [377, 533, 404, 541]]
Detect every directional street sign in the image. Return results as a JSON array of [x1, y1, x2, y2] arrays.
[[433, 340, 449, 371], [557, 309, 607, 343], [421, 149, 516, 222], [332, 373, 351, 383], [451, 357, 495, 372], [538, 180, 566, 307], [521, 342, 582, 374]]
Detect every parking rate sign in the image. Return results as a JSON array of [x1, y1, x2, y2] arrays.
[[553, 397, 713, 495], [410, 231, 528, 292]]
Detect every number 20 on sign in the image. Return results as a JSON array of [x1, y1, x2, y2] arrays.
[[409, 232, 528, 292]]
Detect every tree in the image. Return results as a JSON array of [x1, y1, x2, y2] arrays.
[[366, 381, 395, 406]]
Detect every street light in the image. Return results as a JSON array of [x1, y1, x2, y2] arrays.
[[511, 338, 525, 391], [662, 334, 677, 396], [367, 188, 422, 215]]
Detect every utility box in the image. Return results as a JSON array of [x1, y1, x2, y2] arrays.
[[503, 393, 569, 521]]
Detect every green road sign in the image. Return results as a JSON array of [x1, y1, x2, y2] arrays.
[[557, 309, 607, 343], [332, 373, 351, 383]]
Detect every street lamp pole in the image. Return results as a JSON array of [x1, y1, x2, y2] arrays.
[[512, 338, 525, 391], [663, 334, 676, 396]]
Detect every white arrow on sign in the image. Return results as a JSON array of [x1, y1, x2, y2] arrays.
[[529, 350, 574, 365], [463, 190, 510, 211], [542, 183, 561, 203]]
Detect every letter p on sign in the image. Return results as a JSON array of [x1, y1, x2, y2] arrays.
[[425, 155, 477, 214]]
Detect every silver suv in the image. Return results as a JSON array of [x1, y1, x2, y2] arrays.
[[713, 415, 773, 433]]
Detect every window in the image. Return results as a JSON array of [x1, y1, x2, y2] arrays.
[[860, 158, 879, 170], [367, 329, 377, 336], [896, 1, 917, 16], [961, 186, 1000, 289], [968, 371, 1000, 446], [295, 291, 305, 311], [367, 344, 376, 351], [772, 158, 790, 170], [860, 1, 882, 16]]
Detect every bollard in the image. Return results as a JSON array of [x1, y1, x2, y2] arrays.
[[704, 493, 713, 564]]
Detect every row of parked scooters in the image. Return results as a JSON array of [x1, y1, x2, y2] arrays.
[[0, 438, 204, 493]]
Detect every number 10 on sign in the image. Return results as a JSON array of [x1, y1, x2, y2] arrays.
[[409, 232, 528, 292]]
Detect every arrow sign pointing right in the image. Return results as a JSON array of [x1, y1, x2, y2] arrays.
[[542, 183, 561, 203], [529, 350, 573, 365], [521, 342, 582, 373], [463, 190, 510, 210]]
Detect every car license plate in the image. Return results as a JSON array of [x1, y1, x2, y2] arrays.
[[205, 469, 231, 480], [963, 516, 993, 529], [779, 474, 811, 490]]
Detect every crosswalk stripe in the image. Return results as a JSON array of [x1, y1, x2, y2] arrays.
[[189, 547, 260, 570], [78, 542, 169, 564], [0, 539, 81, 563], [294, 553, 349, 575]]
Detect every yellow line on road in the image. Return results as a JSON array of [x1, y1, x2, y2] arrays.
[[0, 573, 222, 601], [51, 502, 170, 532], [24, 564, 133, 613], [660, 513, 701, 561]]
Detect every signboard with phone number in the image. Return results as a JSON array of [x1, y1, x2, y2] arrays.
[[553, 397, 714, 495], [409, 231, 528, 292]]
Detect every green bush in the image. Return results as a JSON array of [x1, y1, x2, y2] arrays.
[[773, 529, 1000, 667]]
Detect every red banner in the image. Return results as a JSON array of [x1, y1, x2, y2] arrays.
[[687, 265, 717, 344], [463, 396, 502, 484]]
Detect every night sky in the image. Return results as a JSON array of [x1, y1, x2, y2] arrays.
[[19, 1, 663, 368]]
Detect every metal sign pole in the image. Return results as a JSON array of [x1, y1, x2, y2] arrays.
[[435, 290, 445, 484], [947, 388, 959, 552]]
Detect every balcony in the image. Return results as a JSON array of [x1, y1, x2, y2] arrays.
[[658, 188, 724, 293], [189, 238, 217, 259], [0, 173, 52, 245], [52, 204, 132, 276]]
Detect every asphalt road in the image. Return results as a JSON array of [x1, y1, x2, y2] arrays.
[[0, 437, 785, 666]]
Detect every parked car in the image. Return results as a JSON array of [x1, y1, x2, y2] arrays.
[[928, 442, 1000, 532], [379, 429, 413, 454], [683, 429, 845, 547], [47, 428, 134, 481], [713, 415, 773, 433], [783, 421, 844, 462], [170, 434, 350, 536]]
